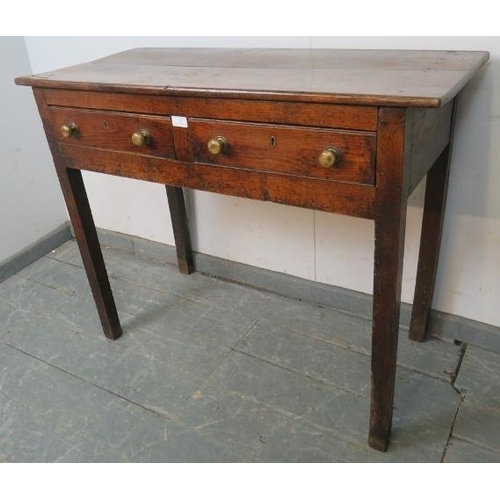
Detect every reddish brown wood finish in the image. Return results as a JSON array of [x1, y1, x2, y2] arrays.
[[168, 122, 194, 275], [409, 150, 455, 343], [43, 89, 378, 131], [58, 145, 375, 219], [56, 167, 123, 340], [189, 119, 376, 186], [405, 100, 454, 196], [17, 49, 489, 453], [370, 107, 408, 452], [48, 107, 175, 158], [34, 89, 122, 340], [165, 187, 193, 275], [408, 148, 451, 342]]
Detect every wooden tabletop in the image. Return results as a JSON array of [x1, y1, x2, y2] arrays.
[[16, 48, 489, 108]]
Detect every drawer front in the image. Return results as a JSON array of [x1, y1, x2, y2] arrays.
[[44, 90, 378, 131], [189, 119, 376, 185], [49, 107, 175, 158]]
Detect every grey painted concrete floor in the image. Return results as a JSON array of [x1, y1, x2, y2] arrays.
[[0, 240, 499, 462]]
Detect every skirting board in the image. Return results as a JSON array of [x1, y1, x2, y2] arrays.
[[95, 228, 500, 354], [0, 222, 72, 284]]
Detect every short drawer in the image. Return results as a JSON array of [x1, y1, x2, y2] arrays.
[[189, 119, 376, 186], [48, 107, 175, 158]]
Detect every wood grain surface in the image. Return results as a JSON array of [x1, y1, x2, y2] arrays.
[[16, 48, 489, 107], [370, 107, 409, 451], [48, 107, 175, 158], [59, 144, 375, 219], [17, 49, 488, 452], [44, 89, 378, 131], [189, 119, 376, 185], [408, 98, 458, 342], [33, 89, 123, 340]]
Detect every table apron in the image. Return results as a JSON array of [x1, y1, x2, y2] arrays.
[[59, 144, 376, 219], [44, 89, 379, 132]]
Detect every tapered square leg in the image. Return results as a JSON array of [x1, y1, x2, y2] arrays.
[[57, 167, 122, 340], [165, 186, 194, 275], [409, 97, 458, 343], [409, 145, 452, 342], [369, 108, 408, 451], [370, 211, 406, 451]]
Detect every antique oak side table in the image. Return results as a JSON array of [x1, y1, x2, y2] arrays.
[[16, 48, 489, 451]]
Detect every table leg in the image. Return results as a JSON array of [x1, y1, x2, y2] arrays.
[[408, 146, 452, 342], [369, 108, 408, 451], [33, 89, 121, 340], [56, 167, 122, 340], [165, 186, 194, 275], [409, 96, 458, 343]]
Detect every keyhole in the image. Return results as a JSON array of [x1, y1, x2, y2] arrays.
[[270, 136, 277, 148]]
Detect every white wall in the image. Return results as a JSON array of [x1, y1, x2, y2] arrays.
[[24, 36, 500, 328], [0, 37, 67, 264]]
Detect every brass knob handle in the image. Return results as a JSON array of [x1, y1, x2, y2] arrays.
[[319, 147, 341, 168], [61, 122, 78, 138], [207, 136, 228, 155], [131, 129, 151, 147]]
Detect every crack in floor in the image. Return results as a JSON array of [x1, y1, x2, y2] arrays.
[[440, 342, 468, 462], [440, 392, 465, 463], [4, 241, 499, 462]]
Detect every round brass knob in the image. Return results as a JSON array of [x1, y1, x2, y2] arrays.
[[61, 122, 78, 138], [319, 146, 341, 168], [131, 129, 151, 147], [207, 136, 228, 155]]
